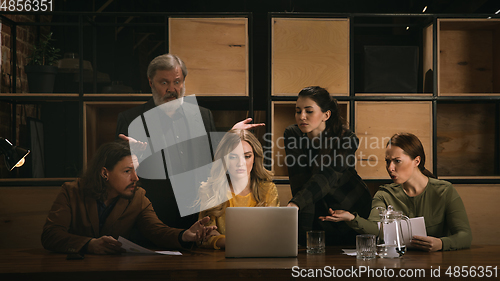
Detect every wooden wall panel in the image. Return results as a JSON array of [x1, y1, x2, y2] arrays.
[[355, 101, 432, 179], [438, 19, 500, 95], [437, 103, 495, 176], [272, 18, 349, 96], [439, 30, 493, 94], [0, 186, 61, 249], [455, 184, 500, 245], [169, 18, 248, 96]]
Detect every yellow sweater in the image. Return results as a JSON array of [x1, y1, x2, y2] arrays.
[[198, 181, 280, 249]]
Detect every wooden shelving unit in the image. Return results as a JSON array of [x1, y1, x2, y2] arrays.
[[0, 13, 252, 183], [268, 14, 500, 185], [1, 12, 499, 185]]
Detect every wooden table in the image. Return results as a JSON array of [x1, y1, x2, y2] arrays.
[[0, 246, 499, 280]]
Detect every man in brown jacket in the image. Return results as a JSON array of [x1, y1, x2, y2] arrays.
[[41, 140, 215, 254]]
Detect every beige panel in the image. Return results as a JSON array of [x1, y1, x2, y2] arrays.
[[84, 102, 143, 167], [439, 30, 493, 94], [355, 101, 432, 179], [276, 184, 292, 207], [169, 18, 248, 96], [271, 101, 349, 178], [455, 184, 500, 245], [272, 18, 349, 96], [0, 186, 61, 249], [423, 24, 433, 93], [437, 103, 495, 176], [438, 19, 500, 95]]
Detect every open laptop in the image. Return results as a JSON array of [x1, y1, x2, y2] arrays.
[[225, 207, 298, 258]]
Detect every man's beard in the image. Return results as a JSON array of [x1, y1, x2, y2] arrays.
[[120, 183, 138, 200], [152, 85, 186, 106]]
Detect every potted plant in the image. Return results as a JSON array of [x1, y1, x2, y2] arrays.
[[24, 32, 61, 93]]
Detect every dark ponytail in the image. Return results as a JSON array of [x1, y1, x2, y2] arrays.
[[387, 132, 437, 179], [297, 86, 346, 138]]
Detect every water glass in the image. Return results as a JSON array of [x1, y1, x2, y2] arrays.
[[356, 234, 376, 260], [307, 230, 325, 254]]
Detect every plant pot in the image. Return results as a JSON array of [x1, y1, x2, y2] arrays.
[[25, 65, 58, 93]]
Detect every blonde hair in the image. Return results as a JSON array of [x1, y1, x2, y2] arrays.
[[198, 129, 273, 218]]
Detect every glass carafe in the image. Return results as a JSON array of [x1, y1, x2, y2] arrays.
[[376, 205, 412, 258]]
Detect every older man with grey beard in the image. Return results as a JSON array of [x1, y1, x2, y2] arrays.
[[115, 54, 262, 240]]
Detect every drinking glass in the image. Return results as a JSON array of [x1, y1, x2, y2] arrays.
[[306, 230, 325, 254], [356, 234, 376, 260]]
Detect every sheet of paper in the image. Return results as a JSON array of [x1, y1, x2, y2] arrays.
[[382, 217, 427, 247], [118, 236, 182, 255], [156, 251, 183, 255], [342, 249, 357, 256]]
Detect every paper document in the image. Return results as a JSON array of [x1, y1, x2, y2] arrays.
[[118, 236, 182, 255], [381, 217, 427, 247], [342, 249, 357, 256]]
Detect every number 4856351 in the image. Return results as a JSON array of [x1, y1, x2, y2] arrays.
[[445, 266, 498, 278], [0, 0, 53, 12]]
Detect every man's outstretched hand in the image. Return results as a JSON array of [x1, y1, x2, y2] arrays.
[[119, 134, 148, 152]]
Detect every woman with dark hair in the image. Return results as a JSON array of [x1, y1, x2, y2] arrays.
[[284, 86, 372, 246], [197, 129, 279, 249], [321, 132, 472, 251]]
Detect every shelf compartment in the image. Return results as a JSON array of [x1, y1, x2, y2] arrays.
[[438, 19, 500, 96], [352, 16, 433, 94], [272, 18, 349, 96], [271, 101, 349, 179], [83, 102, 144, 167], [355, 101, 432, 180], [437, 102, 497, 177], [169, 18, 248, 97]]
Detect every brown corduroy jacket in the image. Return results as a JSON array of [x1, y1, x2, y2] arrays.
[[41, 180, 183, 253]]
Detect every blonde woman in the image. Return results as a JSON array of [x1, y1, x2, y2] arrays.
[[197, 129, 279, 249]]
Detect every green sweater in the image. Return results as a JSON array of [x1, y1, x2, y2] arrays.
[[347, 178, 472, 251]]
